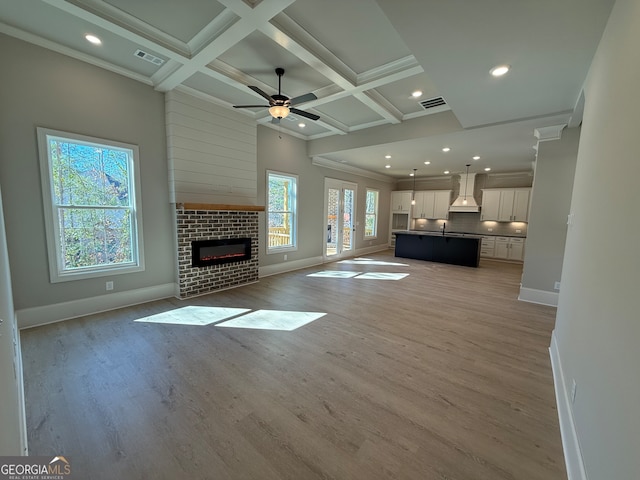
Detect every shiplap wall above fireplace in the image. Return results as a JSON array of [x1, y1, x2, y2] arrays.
[[165, 90, 258, 205]]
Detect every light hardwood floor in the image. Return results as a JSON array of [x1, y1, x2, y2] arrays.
[[21, 252, 566, 480]]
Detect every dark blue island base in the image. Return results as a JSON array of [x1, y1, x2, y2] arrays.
[[394, 232, 481, 268]]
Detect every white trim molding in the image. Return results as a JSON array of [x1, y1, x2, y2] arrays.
[[534, 124, 567, 142], [549, 331, 587, 480], [518, 286, 559, 307], [312, 156, 394, 183], [259, 245, 390, 278], [259, 255, 324, 278], [16, 283, 177, 329]]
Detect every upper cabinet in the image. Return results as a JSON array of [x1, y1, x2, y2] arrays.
[[391, 191, 413, 213], [412, 190, 451, 219], [481, 188, 531, 222]]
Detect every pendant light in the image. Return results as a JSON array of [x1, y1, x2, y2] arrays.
[[462, 164, 470, 205], [411, 169, 417, 205]]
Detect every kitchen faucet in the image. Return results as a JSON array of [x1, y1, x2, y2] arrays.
[[442, 222, 446, 235]]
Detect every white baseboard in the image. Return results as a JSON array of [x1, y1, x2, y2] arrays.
[[258, 245, 390, 278], [16, 283, 177, 330], [259, 256, 324, 278], [15, 328, 28, 455], [550, 331, 587, 480], [518, 286, 559, 306], [353, 244, 391, 256]]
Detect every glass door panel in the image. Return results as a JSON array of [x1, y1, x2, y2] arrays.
[[326, 187, 340, 257], [324, 179, 357, 259]]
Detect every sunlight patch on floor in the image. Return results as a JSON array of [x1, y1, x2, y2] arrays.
[[216, 309, 326, 331], [307, 271, 360, 278], [337, 257, 409, 266], [135, 306, 250, 326], [307, 270, 410, 280], [355, 272, 409, 280]]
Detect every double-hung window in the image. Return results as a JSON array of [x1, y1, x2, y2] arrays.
[[37, 128, 144, 282], [267, 171, 297, 252], [365, 189, 379, 238]]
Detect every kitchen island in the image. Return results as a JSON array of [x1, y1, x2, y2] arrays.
[[394, 231, 482, 267]]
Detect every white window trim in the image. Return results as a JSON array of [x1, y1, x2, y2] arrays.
[[266, 170, 298, 254], [364, 188, 379, 239], [37, 127, 145, 283]]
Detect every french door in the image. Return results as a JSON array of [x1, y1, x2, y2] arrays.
[[324, 179, 357, 259]]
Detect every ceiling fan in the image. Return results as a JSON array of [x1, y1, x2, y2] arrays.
[[233, 68, 320, 123]]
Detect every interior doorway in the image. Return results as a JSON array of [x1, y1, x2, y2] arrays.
[[324, 179, 357, 260]]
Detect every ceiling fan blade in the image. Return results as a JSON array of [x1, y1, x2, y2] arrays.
[[233, 105, 270, 108], [289, 92, 317, 106], [290, 107, 320, 121], [248, 85, 274, 102]]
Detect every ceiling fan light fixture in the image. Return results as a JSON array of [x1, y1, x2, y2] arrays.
[[269, 105, 290, 119], [490, 64, 510, 77]]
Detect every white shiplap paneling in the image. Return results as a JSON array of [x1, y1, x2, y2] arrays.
[[166, 90, 257, 204]]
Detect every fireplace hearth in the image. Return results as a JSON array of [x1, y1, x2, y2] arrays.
[[192, 238, 251, 267]]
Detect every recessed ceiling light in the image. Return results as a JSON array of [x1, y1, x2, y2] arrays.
[[490, 64, 510, 77], [442, 147, 451, 152], [298, 123, 306, 128], [473, 156, 481, 160], [85, 34, 102, 45], [444, 170, 450, 174], [385, 155, 391, 159], [411, 90, 423, 98], [484, 167, 491, 171], [424, 161, 431, 165], [385, 164, 391, 169]]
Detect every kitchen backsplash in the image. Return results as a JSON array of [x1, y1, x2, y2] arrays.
[[412, 212, 528, 237]]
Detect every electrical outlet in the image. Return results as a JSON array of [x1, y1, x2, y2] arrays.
[[571, 379, 577, 403], [554, 281, 561, 290], [488, 228, 493, 232], [283, 254, 288, 261], [106, 281, 114, 291], [515, 229, 522, 233]]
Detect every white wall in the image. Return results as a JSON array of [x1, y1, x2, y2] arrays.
[[0, 185, 26, 455], [166, 90, 257, 205], [553, 0, 640, 478], [520, 127, 579, 305]]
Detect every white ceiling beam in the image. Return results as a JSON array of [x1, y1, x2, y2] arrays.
[[61, 0, 190, 55], [155, 0, 295, 91], [41, 0, 187, 60], [354, 90, 403, 124]]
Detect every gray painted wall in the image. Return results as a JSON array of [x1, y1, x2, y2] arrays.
[[257, 127, 393, 268], [521, 127, 578, 292], [0, 34, 175, 311], [555, 0, 640, 477]]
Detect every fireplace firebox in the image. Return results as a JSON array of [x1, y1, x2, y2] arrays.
[[192, 238, 252, 267]]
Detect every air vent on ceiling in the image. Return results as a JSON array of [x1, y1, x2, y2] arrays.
[[419, 96, 447, 110], [134, 49, 165, 66]]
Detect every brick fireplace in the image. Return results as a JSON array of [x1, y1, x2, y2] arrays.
[[176, 204, 261, 298]]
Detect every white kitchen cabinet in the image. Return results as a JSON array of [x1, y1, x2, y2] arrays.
[[411, 190, 451, 219], [512, 189, 530, 222], [480, 236, 495, 257], [508, 237, 525, 260], [481, 188, 531, 222], [494, 236, 525, 261], [391, 191, 413, 212], [480, 190, 501, 221], [433, 190, 451, 219]]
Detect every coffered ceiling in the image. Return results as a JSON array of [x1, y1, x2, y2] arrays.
[[0, 0, 615, 178]]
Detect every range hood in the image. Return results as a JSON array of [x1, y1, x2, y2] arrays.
[[449, 173, 480, 212]]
